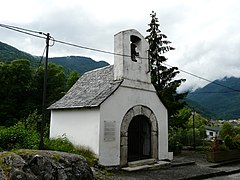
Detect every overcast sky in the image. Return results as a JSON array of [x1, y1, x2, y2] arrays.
[[0, 0, 240, 91]]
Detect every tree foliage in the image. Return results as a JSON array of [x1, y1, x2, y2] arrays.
[[145, 11, 187, 127], [173, 107, 192, 128], [0, 60, 33, 125], [67, 71, 80, 90], [219, 122, 236, 138], [33, 62, 67, 107], [168, 109, 208, 151], [0, 122, 40, 150], [0, 60, 78, 126]]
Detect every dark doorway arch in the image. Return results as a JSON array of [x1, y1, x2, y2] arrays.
[[128, 115, 151, 161], [120, 105, 158, 166]]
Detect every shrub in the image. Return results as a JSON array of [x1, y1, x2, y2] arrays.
[[196, 145, 211, 152], [220, 122, 235, 138], [168, 127, 183, 154], [45, 137, 97, 166], [0, 123, 40, 150], [210, 141, 228, 152], [224, 135, 234, 150], [224, 135, 240, 150], [73, 146, 98, 166], [45, 137, 74, 152]]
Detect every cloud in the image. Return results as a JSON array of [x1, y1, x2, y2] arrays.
[[1, 0, 240, 91]]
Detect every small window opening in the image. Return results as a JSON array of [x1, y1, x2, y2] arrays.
[[131, 43, 139, 62], [130, 35, 141, 62]]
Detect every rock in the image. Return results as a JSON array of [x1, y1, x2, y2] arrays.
[[10, 170, 27, 180], [0, 150, 94, 180], [0, 166, 7, 180]]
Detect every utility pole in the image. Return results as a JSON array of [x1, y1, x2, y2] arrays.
[[192, 110, 196, 150], [40, 33, 50, 150]]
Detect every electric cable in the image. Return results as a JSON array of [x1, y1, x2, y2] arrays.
[[34, 46, 47, 77], [188, 91, 239, 94], [0, 23, 46, 40], [0, 23, 43, 35], [1, 23, 240, 93], [54, 39, 132, 58], [161, 62, 240, 93]]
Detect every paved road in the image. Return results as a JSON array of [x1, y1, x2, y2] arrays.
[[111, 165, 240, 180], [109, 151, 240, 180], [112, 165, 224, 180], [206, 173, 240, 179]]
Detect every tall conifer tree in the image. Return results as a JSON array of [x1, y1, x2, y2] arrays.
[[146, 11, 187, 127]]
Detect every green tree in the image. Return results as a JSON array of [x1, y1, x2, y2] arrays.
[[219, 122, 235, 138], [173, 107, 192, 128], [0, 60, 68, 126], [32, 62, 67, 113], [186, 112, 208, 129], [0, 60, 33, 126], [67, 71, 79, 90], [145, 11, 187, 127]]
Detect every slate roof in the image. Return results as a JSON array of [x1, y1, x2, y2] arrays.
[[206, 126, 221, 132], [48, 65, 122, 109]]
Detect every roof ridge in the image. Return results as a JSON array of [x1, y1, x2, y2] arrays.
[[84, 64, 113, 75]]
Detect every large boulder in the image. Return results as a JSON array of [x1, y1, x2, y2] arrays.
[[0, 150, 94, 180]]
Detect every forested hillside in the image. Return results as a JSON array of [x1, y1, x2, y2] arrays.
[[0, 41, 109, 75], [49, 56, 109, 75], [0, 41, 37, 64], [2, 41, 240, 120], [185, 98, 216, 119], [187, 77, 240, 120], [0, 41, 109, 126]]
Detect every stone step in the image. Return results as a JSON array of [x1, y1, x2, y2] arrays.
[[128, 158, 157, 167], [122, 161, 171, 172]]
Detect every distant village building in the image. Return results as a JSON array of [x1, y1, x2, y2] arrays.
[[206, 126, 221, 140], [49, 29, 172, 167]]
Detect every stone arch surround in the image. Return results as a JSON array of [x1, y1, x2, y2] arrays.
[[120, 105, 158, 166]]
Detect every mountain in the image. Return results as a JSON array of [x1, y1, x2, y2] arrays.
[[49, 56, 109, 75], [3, 42, 240, 120], [185, 98, 216, 119], [187, 77, 240, 120], [0, 41, 109, 75], [0, 41, 37, 65]]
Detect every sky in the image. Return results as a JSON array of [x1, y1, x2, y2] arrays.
[[0, 0, 240, 91]]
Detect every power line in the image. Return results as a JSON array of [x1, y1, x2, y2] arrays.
[[0, 23, 130, 57], [0, 23, 46, 40], [1, 23, 240, 93], [161, 62, 240, 93], [0, 23, 44, 35], [189, 91, 240, 94], [34, 46, 46, 77], [54, 39, 132, 58], [52, 38, 240, 93]]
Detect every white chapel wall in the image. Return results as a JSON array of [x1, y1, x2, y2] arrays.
[[99, 85, 168, 166], [50, 108, 100, 155]]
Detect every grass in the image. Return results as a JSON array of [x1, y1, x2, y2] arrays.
[[45, 137, 97, 166]]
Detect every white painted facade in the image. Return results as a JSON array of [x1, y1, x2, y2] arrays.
[[50, 108, 100, 154], [206, 128, 220, 140], [50, 29, 171, 167], [99, 83, 168, 166]]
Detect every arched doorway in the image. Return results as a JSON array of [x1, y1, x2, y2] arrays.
[[120, 105, 158, 166], [128, 115, 151, 161]]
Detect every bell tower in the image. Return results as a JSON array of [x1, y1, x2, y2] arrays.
[[114, 29, 151, 83]]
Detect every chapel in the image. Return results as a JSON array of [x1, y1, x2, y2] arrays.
[[49, 29, 172, 167]]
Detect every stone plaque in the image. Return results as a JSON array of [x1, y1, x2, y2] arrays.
[[104, 121, 116, 142]]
